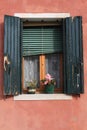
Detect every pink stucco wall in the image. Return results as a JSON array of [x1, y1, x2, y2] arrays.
[[0, 0, 87, 130]]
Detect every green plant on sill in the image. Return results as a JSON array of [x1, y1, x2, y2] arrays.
[[25, 80, 37, 88], [40, 74, 56, 94]]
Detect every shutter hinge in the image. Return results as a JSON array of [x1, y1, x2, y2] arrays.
[[77, 74, 80, 88]]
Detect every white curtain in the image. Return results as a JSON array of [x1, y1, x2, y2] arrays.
[[46, 54, 60, 88], [24, 56, 39, 87]]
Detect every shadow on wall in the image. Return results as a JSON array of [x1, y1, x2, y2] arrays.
[[0, 23, 4, 99]]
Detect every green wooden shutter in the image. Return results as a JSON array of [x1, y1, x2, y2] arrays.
[[4, 15, 21, 95], [22, 26, 63, 56], [63, 16, 84, 94]]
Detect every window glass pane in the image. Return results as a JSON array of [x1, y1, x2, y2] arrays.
[[24, 56, 39, 88], [46, 54, 60, 88]]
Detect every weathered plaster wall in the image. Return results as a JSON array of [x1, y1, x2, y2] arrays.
[[0, 0, 87, 130]]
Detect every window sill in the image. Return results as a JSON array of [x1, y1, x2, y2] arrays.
[[14, 94, 72, 100]]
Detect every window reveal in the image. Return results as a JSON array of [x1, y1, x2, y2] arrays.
[[22, 23, 63, 93]]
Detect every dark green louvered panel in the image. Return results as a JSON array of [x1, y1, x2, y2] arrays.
[[63, 17, 72, 94], [4, 15, 21, 95], [73, 16, 84, 93], [22, 26, 63, 56], [63, 16, 84, 94]]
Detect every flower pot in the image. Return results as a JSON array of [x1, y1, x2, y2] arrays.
[[44, 84, 54, 94], [27, 87, 36, 94]]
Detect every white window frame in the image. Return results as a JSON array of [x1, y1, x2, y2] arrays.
[[14, 13, 72, 100]]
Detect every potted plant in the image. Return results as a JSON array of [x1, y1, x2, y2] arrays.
[[41, 73, 56, 94], [25, 80, 37, 94]]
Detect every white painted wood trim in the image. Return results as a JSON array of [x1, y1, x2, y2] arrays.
[[14, 94, 72, 100], [14, 13, 70, 18]]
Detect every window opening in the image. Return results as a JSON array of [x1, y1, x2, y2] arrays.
[[22, 20, 63, 93]]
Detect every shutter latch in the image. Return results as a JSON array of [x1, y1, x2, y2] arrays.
[[77, 73, 80, 88], [4, 56, 10, 71]]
